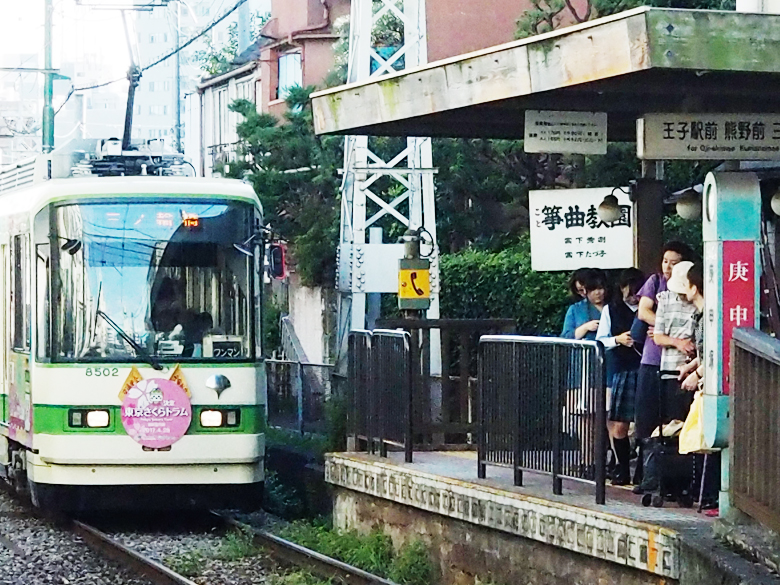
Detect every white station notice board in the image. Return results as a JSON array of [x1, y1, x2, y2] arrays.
[[529, 187, 634, 272], [524, 110, 607, 155]]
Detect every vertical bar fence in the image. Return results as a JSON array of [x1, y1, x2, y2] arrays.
[[478, 335, 607, 504], [266, 358, 333, 434], [731, 328, 780, 533], [347, 330, 412, 458]]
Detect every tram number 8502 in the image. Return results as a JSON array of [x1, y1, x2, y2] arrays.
[[85, 367, 120, 377]]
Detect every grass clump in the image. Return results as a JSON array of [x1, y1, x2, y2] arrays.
[[164, 550, 207, 578], [279, 520, 436, 585], [269, 570, 332, 585], [389, 539, 436, 584], [264, 469, 305, 519], [214, 527, 259, 561]]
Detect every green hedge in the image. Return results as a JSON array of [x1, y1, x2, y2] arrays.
[[439, 235, 570, 335]]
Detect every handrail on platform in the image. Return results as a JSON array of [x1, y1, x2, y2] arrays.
[[731, 327, 780, 533], [478, 335, 607, 505]]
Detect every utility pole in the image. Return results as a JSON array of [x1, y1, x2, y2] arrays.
[[336, 0, 440, 372], [174, 1, 182, 153], [42, 0, 55, 153]]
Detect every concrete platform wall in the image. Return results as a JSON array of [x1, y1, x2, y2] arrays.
[[334, 487, 667, 585]]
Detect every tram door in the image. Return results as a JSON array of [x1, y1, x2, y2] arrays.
[[0, 244, 6, 425]]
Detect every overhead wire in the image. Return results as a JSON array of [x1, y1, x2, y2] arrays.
[[55, 0, 249, 116]]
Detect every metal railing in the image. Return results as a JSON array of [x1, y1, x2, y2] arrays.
[[266, 359, 333, 434], [477, 335, 607, 504], [376, 319, 516, 444], [731, 328, 780, 533], [347, 330, 413, 461]]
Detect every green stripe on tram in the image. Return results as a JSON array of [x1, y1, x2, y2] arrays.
[[32, 404, 265, 435]]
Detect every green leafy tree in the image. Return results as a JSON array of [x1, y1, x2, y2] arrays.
[[193, 12, 270, 76], [228, 88, 342, 287], [517, 0, 735, 38]]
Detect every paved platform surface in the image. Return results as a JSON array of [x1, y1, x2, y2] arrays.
[[374, 450, 713, 533]]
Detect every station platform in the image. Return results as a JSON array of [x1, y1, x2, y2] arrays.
[[325, 450, 716, 582]]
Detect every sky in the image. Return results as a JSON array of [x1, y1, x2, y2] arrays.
[[0, 0, 271, 98]]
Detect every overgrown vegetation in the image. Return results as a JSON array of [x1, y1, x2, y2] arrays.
[[163, 528, 258, 577], [193, 13, 270, 76], [263, 299, 283, 355], [279, 520, 436, 585], [263, 468, 306, 519], [164, 550, 207, 578], [269, 572, 332, 585], [226, 89, 342, 287], [516, 0, 735, 38], [214, 527, 260, 561], [440, 233, 570, 334]]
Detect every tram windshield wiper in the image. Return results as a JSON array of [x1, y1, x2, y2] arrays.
[[95, 310, 163, 371]]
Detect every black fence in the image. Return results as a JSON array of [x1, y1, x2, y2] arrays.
[[477, 336, 607, 504], [731, 328, 780, 533], [266, 359, 333, 434], [376, 319, 516, 444], [347, 330, 413, 461]]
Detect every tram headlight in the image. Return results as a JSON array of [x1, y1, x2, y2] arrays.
[[199, 409, 241, 428], [86, 410, 110, 428], [200, 410, 223, 427], [68, 409, 110, 428]]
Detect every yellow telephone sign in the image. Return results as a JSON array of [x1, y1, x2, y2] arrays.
[[398, 258, 431, 311], [399, 268, 430, 299]]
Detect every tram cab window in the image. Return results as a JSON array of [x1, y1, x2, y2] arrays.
[[44, 201, 256, 363]]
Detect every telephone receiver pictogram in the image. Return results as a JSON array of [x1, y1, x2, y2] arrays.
[[410, 271, 425, 296]]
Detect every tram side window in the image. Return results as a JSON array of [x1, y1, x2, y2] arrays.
[[12, 235, 30, 351]]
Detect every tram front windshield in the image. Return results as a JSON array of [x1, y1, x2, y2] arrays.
[[43, 200, 256, 363]]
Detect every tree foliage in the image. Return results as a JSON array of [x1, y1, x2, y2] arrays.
[[193, 13, 270, 77], [228, 88, 342, 287], [439, 233, 570, 334], [517, 0, 735, 38]]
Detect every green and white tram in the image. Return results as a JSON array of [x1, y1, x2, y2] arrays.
[[0, 143, 265, 511]]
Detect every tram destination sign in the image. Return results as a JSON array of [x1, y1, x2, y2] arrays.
[[638, 113, 780, 160], [524, 110, 607, 155]]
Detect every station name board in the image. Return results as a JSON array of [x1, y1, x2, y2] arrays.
[[638, 113, 780, 160]]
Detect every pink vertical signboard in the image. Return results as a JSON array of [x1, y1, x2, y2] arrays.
[[721, 240, 756, 395]]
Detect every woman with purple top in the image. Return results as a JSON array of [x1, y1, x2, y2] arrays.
[[632, 241, 695, 494]]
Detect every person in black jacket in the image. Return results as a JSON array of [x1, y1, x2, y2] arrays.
[[596, 268, 645, 485]]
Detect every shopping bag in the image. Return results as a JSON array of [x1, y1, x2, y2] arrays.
[[679, 390, 706, 454]]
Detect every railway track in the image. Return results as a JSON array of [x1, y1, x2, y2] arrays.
[[215, 512, 398, 585], [75, 512, 398, 585], [73, 520, 199, 585]]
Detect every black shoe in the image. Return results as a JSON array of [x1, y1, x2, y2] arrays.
[[632, 484, 646, 495], [611, 472, 630, 486]]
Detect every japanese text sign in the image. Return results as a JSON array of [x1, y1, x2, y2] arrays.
[[525, 110, 607, 155], [638, 114, 780, 160], [529, 187, 634, 272], [121, 378, 192, 448], [721, 241, 755, 395]]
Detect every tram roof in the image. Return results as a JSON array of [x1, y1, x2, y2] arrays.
[[310, 7, 780, 141], [0, 177, 260, 218]]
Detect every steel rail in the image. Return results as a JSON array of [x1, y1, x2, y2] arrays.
[[217, 514, 398, 585], [72, 520, 199, 585]]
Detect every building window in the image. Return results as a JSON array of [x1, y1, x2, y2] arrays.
[[277, 52, 302, 101], [149, 81, 155, 92], [162, 81, 171, 91]]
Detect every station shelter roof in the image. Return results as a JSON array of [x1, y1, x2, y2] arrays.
[[310, 7, 780, 142]]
